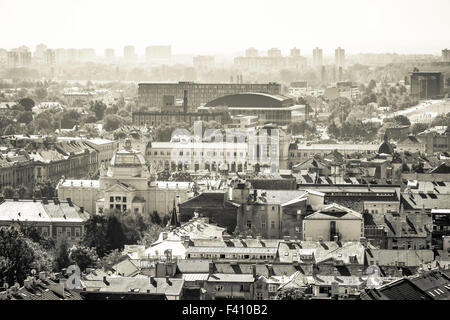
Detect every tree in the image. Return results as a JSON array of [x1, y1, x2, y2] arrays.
[[368, 79, 377, 91], [138, 224, 165, 247], [2, 186, 15, 198], [103, 114, 122, 132], [17, 111, 33, 124], [34, 88, 48, 101], [157, 170, 171, 181], [101, 249, 125, 271], [18, 98, 35, 112], [35, 180, 56, 198], [82, 215, 109, 257], [18, 224, 55, 250], [54, 237, 72, 271], [90, 100, 107, 120], [0, 226, 47, 286], [275, 287, 307, 300], [393, 115, 411, 126], [150, 210, 162, 225], [69, 246, 100, 272], [411, 123, 428, 135]]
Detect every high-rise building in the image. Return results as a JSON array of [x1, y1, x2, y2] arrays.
[[123, 45, 136, 62], [410, 71, 444, 100], [443, 49, 450, 62], [7, 46, 31, 67], [0, 48, 7, 65], [335, 47, 345, 69], [105, 48, 115, 60], [79, 48, 96, 62], [268, 48, 282, 58], [313, 47, 323, 67], [245, 47, 258, 58], [66, 48, 79, 62], [34, 43, 47, 64], [193, 55, 214, 70], [290, 47, 300, 57], [145, 45, 171, 61], [55, 48, 67, 64], [138, 81, 281, 110], [45, 49, 56, 65]]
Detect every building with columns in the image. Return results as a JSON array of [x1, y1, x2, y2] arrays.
[[57, 139, 193, 217], [144, 126, 291, 173]]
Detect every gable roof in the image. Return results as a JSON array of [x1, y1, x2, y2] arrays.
[[304, 203, 362, 220], [430, 163, 450, 174]]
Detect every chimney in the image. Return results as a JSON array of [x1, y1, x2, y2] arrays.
[[183, 235, 190, 247], [266, 264, 274, 277], [80, 207, 84, 213], [162, 232, 168, 240], [333, 235, 339, 242], [103, 276, 109, 286], [183, 90, 188, 114], [67, 198, 73, 207], [53, 197, 59, 205], [360, 237, 367, 246], [150, 276, 156, 287], [209, 262, 214, 275], [252, 264, 257, 278], [165, 276, 172, 286], [39, 271, 47, 281], [42, 197, 48, 204], [253, 189, 257, 202]]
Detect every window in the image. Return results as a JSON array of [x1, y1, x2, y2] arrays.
[[256, 292, 264, 300], [57, 227, 62, 237], [41, 227, 48, 237], [75, 228, 81, 238], [110, 196, 114, 202], [215, 285, 224, 292], [262, 222, 266, 229], [247, 220, 252, 229], [122, 197, 127, 202], [268, 284, 277, 292], [271, 221, 275, 229], [66, 229, 71, 238], [319, 286, 331, 294]]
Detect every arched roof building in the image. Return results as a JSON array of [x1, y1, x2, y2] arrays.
[[201, 92, 303, 125]]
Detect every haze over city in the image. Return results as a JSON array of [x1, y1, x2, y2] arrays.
[[1, 0, 450, 55], [2, 0, 450, 306]]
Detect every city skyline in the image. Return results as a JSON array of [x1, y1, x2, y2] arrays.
[[1, 0, 450, 55]]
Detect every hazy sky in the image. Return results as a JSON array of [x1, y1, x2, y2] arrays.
[[1, 0, 450, 56]]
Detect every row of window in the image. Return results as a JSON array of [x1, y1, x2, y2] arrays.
[[42, 226, 81, 238], [148, 150, 247, 157]]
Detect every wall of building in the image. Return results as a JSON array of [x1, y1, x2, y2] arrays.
[[303, 219, 363, 241]]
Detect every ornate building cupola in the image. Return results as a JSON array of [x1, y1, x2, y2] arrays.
[[108, 137, 148, 178]]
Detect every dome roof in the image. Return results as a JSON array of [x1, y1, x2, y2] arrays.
[[378, 141, 394, 155], [110, 149, 146, 167]]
